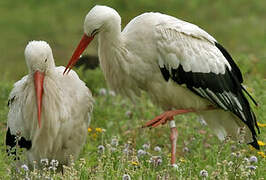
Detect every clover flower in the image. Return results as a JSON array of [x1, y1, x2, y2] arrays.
[[98, 145, 105, 154], [21, 164, 29, 171], [98, 88, 107, 96], [154, 146, 161, 152], [41, 158, 49, 166], [249, 156, 258, 163], [122, 174, 131, 180], [142, 143, 150, 150], [199, 169, 208, 177], [137, 149, 146, 157]]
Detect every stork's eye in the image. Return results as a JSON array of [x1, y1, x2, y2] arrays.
[[44, 58, 47, 63], [91, 28, 99, 36]]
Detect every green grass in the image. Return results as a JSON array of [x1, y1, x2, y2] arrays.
[[0, 0, 265, 179]]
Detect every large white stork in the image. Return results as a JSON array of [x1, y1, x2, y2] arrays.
[[64, 5, 260, 165], [6, 41, 94, 169]]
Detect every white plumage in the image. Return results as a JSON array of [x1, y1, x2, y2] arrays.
[[65, 5, 259, 164], [7, 41, 93, 168]]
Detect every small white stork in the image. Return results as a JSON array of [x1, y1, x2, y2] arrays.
[[6, 41, 94, 169], [64, 5, 260, 165]]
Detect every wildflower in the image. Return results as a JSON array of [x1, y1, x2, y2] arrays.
[[249, 156, 258, 163], [137, 149, 146, 157], [227, 161, 233, 166], [123, 148, 130, 155], [199, 169, 208, 177], [154, 146, 161, 152], [98, 145, 105, 154], [257, 122, 266, 127], [41, 158, 49, 166], [87, 128, 92, 132], [182, 147, 190, 153], [111, 138, 119, 147], [92, 133, 97, 139], [98, 88, 107, 96], [257, 151, 266, 158], [21, 164, 29, 171], [125, 110, 133, 118], [122, 174, 131, 180], [246, 165, 257, 170], [131, 161, 138, 166], [172, 163, 179, 169], [257, 140, 265, 146], [179, 158, 186, 162], [108, 90, 116, 96], [149, 156, 162, 166], [95, 128, 103, 133], [243, 157, 249, 163], [142, 143, 150, 150], [50, 159, 59, 167]]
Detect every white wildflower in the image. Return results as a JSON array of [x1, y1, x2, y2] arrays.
[[137, 149, 146, 157], [199, 169, 208, 177], [246, 165, 257, 170], [122, 174, 131, 180], [183, 147, 190, 153], [98, 145, 105, 154], [21, 164, 29, 171], [149, 156, 162, 166], [111, 138, 119, 147], [98, 88, 107, 96], [50, 159, 59, 168], [249, 156, 258, 163], [154, 146, 161, 152], [142, 143, 150, 150], [172, 163, 179, 170], [41, 158, 49, 166]]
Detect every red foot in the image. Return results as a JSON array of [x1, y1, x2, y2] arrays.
[[143, 109, 194, 128]]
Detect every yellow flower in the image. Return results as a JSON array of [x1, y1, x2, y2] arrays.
[[131, 161, 139, 166], [179, 158, 186, 163], [257, 122, 266, 127], [257, 151, 266, 158], [87, 128, 92, 133], [92, 133, 97, 139], [95, 128, 103, 133], [258, 140, 266, 146]]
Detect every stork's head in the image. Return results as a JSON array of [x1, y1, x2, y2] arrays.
[[64, 5, 121, 74], [25, 41, 55, 128], [25, 41, 55, 73]]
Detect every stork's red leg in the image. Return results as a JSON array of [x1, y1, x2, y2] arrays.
[[143, 109, 194, 128], [169, 120, 178, 165]]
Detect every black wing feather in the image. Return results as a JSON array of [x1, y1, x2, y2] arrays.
[[6, 128, 32, 157], [159, 43, 260, 149]]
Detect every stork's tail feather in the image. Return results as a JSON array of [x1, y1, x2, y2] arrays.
[[241, 85, 258, 106]]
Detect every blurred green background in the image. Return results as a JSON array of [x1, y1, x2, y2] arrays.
[[0, 0, 265, 81]]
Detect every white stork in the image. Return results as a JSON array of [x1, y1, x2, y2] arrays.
[[64, 5, 260, 165], [6, 41, 94, 169]]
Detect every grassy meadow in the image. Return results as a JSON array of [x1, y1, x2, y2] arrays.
[[0, 0, 265, 179]]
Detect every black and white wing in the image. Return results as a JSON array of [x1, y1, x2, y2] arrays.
[[155, 19, 259, 149], [6, 76, 32, 156]]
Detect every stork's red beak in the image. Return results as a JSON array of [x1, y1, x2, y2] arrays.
[[34, 71, 45, 128], [63, 34, 94, 74]]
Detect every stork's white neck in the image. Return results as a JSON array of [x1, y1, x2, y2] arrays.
[[97, 24, 130, 94]]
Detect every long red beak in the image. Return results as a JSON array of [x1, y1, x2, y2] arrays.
[[34, 71, 45, 128], [63, 34, 94, 74]]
